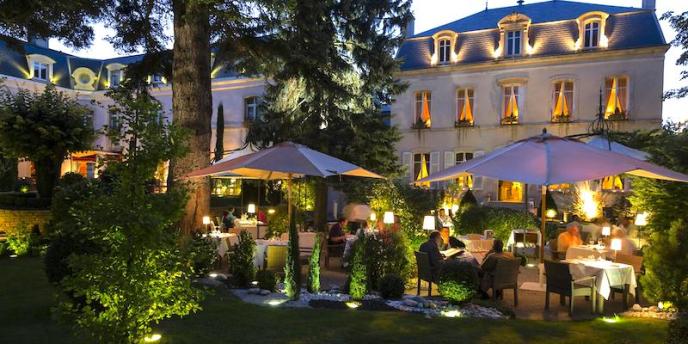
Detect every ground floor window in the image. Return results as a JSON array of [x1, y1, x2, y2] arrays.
[[601, 175, 624, 191], [498, 180, 523, 202], [455, 152, 473, 188]]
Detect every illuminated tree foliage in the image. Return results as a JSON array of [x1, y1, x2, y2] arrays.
[[0, 83, 94, 198], [56, 86, 203, 344]]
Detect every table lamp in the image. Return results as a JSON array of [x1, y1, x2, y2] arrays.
[[369, 212, 377, 222], [383, 211, 394, 225], [602, 226, 611, 237], [202, 216, 211, 232], [422, 215, 435, 231], [611, 238, 622, 258], [247, 203, 256, 214]]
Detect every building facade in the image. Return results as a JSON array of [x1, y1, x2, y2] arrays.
[[391, 0, 667, 207]]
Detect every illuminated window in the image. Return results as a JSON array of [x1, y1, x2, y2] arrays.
[[244, 96, 260, 121], [414, 91, 432, 128], [601, 175, 623, 191], [604, 76, 628, 119], [552, 81, 574, 121], [506, 30, 522, 56], [455, 152, 474, 188], [212, 178, 242, 197], [32, 61, 49, 81], [498, 181, 523, 202], [438, 38, 451, 64], [584, 21, 600, 48], [502, 85, 521, 124], [456, 88, 474, 126], [109, 70, 123, 88], [414, 153, 430, 185]]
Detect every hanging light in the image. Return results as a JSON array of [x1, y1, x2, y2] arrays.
[[423, 215, 436, 231]]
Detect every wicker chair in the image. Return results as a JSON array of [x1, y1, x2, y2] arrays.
[[488, 258, 521, 306], [544, 260, 597, 315], [414, 251, 437, 297]]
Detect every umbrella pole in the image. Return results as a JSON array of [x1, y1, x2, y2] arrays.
[[540, 185, 547, 263], [287, 174, 293, 225]]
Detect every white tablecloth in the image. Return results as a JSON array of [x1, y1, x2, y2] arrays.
[[459, 236, 494, 252], [254, 239, 288, 269], [203, 233, 238, 257], [565, 245, 612, 260], [567, 258, 636, 300]]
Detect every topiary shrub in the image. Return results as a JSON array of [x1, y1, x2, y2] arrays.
[[283, 209, 301, 300], [438, 261, 478, 304], [228, 231, 256, 288], [307, 234, 321, 293], [460, 189, 478, 209], [255, 270, 278, 292], [187, 233, 218, 277], [349, 236, 368, 300], [378, 273, 405, 299], [6, 222, 31, 256]]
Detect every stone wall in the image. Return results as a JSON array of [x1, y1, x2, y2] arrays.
[[0, 209, 51, 235]]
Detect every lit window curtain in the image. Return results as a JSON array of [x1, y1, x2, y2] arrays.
[[421, 92, 432, 126], [458, 89, 474, 123], [553, 81, 570, 117], [416, 154, 430, 188], [605, 78, 624, 117], [602, 175, 623, 190], [504, 87, 519, 119]]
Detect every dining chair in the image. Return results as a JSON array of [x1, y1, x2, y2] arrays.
[[489, 258, 521, 306], [324, 237, 345, 269], [544, 260, 597, 315], [414, 251, 437, 297], [256, 224, 269, 239], [548, 238, 565, 261], [612, 253, 644, 305]]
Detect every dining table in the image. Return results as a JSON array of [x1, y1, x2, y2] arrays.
[[458, 235, 494, 253], [203, 232, 239, 257], [254, 239, 289, 269], [565, 244, 612, 260], [565, 257, 636, 313]]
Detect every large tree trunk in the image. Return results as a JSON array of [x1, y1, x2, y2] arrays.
[[34, 157, 61, 199], [314, 179, 328, 232], [170, 1, 212, 234]]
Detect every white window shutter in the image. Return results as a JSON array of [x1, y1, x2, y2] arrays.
[[430, 152, 440, 189], [444, 151, 455, 169], [472, 150, 485, 190], [402, 152, 412, 182]]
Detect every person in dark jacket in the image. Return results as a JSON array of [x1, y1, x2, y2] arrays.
[[419, 231, 445, 277]]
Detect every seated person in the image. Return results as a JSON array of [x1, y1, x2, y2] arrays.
[[611, 228, 637, 255], [419, 231, 445, 278], [328, 217, 348, 244], [558, 221, 583, 253], [479, 239, 512, 294], [221, 209, 236, 229], [448, 236, 466, 250]]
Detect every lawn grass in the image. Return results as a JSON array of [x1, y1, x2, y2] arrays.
[[0, 257, 669, 344]]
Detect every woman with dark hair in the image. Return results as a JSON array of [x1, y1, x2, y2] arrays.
[[479, 239, 513, 296]]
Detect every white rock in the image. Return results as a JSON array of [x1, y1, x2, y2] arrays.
[[403, 299, 418, 307], [632, 304, 642, 312], [649, 306, 658, 312], [259, 289, 271, 296]]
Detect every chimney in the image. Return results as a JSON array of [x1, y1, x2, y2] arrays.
[[642, 0, 655, 10], [406, 17, 415, 37]]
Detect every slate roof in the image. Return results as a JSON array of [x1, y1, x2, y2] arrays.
[[398, 0, 666, 71], [0, 36, 242, 90]]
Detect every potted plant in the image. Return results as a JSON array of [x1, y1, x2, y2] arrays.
[[551, 115, 571, 123], [501, 115, 519, 125], [454, 119, 474, 128], [411, 117, 430, 129], [606, 109, 627, 121]]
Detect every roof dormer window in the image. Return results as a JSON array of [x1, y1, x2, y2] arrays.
[[584, 21, 601, 48], [438, 38, 451, 64], [431, 31, 458, 66], [506, 30, 522, 56], [26, 54, 55, 82], [576, 12, 609, 50], [106, 63, 126, 89]]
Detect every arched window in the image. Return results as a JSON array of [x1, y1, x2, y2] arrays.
[[431, 31, 458, 66], [576, 12, 609, 50]]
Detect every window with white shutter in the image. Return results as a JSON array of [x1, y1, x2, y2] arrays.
[[430, 152, 440, 189], [402, 152, 412, 182], [472, 150, 485, 190]]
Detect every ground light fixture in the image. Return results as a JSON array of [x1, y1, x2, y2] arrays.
[[345, 301, 361, 309], [268, 208, 276, 215], [267, 299, 286, 306], [440, 309, 462, 318], [600, 315, 621, 324], [143, 333, 162, 342]]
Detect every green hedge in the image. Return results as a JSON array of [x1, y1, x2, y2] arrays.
[[454, 206, 537, 242], [0, 192, 50, 209]]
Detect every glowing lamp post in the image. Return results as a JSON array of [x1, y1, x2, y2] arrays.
[[422, 215, 436, 231]]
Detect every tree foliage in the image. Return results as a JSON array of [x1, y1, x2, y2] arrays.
[[0, 83, 94, 198], [662, 11, 688, 99], [284, 208, 301, 300], [55, 86, 202, 344], [307, 233, 321, 293]]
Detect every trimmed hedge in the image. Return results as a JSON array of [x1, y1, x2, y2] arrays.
[[455, 206, 537, 242]]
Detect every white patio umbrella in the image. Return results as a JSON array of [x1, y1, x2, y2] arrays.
[[585, 135, 650, 161], [187, 141, 384, 222], [415, 131, 688, 261]]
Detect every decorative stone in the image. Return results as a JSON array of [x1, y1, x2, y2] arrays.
[[403, 299, 418, 307], [649, 306, 658, 312], [642, 307, 649, 312], [632, 304, 642, 312], [259, 289, 271, 296]]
